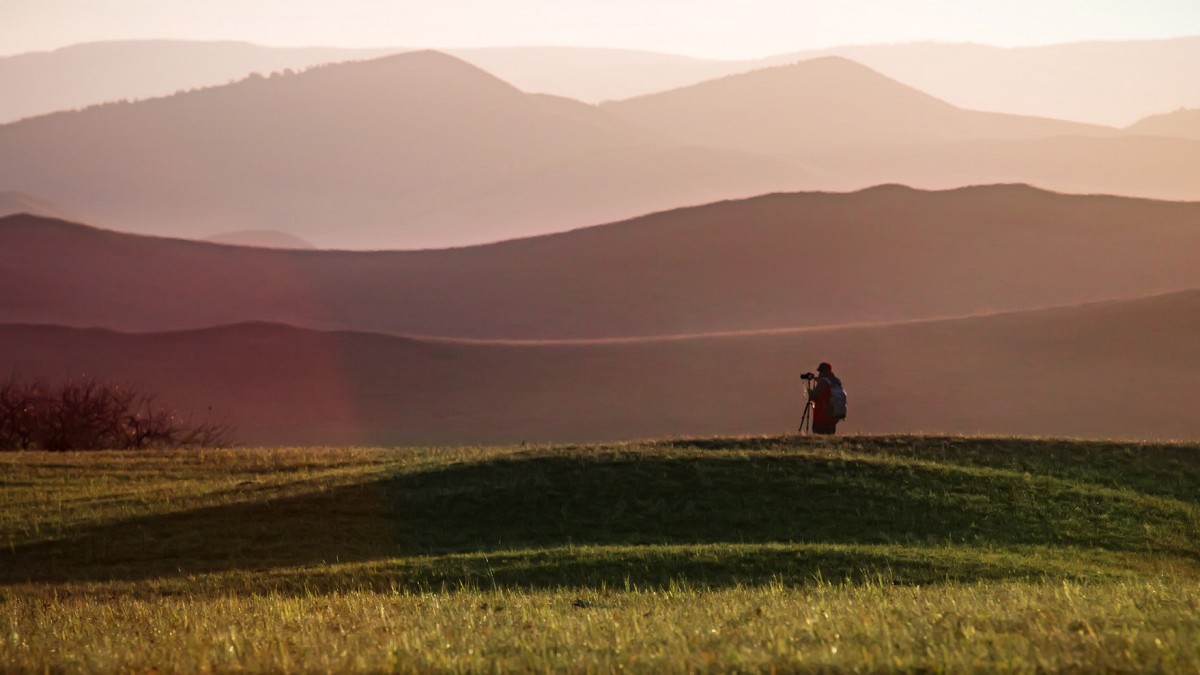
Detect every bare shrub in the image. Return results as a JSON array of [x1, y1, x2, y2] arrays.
[[0, 376, 232, 451]]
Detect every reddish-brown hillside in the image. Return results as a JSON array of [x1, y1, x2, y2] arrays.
[[0, 290, 1195, 445], [2, 185, 1199, 339], [0, 50, 806, 249]]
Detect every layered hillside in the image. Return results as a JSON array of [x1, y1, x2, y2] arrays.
[[3, 185, 1199, 338], [0, 290, 1196, 445]]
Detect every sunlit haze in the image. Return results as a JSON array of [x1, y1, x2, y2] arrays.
[[4, 0, 1200, 57]]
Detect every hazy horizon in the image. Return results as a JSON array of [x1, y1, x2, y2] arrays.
[[5, 0, 1200, 59]]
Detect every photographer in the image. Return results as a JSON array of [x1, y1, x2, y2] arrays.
[[806, 362, 846, 435]]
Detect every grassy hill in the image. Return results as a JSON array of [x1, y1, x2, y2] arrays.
[[2, 436, 1198, 671]]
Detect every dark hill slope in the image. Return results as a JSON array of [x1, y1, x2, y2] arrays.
[[1, 290, 1197, 445], [2, 185, 1200, 338]]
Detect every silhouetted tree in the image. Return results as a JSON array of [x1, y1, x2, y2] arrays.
[[0, 376, 232, 451]]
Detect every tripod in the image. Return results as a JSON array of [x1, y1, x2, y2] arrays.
[[798, 379, 814, 435]]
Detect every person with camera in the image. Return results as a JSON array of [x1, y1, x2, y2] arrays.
[[805, 362, 846, 435]]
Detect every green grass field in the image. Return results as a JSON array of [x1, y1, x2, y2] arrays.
[[3, 436, 1199, 672]]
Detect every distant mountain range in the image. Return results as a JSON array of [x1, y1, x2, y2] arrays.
[[6, 39, 1198, 447], [0, 40, 399, 125], [0, 51, 808, 248], [4, 49, 1199, 249], [765, 38, 1200, 128], [602, 57, 1112, 154], [4, 185, 1199, 339], [805, 134, 1200, 203], [1, 289, 1196, 444], [3, 38, 1198, 126]]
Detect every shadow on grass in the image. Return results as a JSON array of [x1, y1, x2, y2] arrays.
[[4, 451, 1196, 590]]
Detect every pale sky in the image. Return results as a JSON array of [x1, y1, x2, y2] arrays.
[[3, 0, 1200, 59]]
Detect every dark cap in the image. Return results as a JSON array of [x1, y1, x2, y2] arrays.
[[817, 362, 832, 373]]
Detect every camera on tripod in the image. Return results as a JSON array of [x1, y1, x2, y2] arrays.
[[800, 372, 817, 381]]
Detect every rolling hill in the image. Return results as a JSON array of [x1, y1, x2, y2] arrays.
[[3, 185, 1200, 339], [0, 50, 807, 249], [1126, 108, 1200, 140], [1, 289, 1196, 445], [602, 57, 1112, 154], [770, 38, 1200, 128]]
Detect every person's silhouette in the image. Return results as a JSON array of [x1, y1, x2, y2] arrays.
[[807, 362, 845, 435]]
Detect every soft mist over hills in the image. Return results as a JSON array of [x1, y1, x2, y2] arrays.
[[4, 185, 1200, 339], [6, 48, 1200, 249], [0, 50, 808, 248], [1, 290, 1196, 444], [2, 28, 1198, 444]]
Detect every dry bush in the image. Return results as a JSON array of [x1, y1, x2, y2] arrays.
[[0, 376, 232, 450]]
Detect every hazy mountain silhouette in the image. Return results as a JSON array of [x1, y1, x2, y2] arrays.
[[0, 192, 78, 220], [1126, 108, 1200, 140], [0, 50, 807, 248], [0, 40, 400, 124], [599, 58, 1200, 201], [4, 185, 1200, 339], [446, 46, 744, 104], [810, 135, 1200, 202], [477, 38, 1200, 127], [0, 40, 722, 123], [770, 38, 1200, 128], [603, 57, 1112, 155], [1, 289, 1196, 445], [5, 38, 1197, 127], [204, 230, 316, 249]]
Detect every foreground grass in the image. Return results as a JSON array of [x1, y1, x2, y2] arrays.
[[6, 581, 1200, 672], [2, 436, 1199, 671]]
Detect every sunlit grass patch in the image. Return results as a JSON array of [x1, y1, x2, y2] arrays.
[[2, 435, 1198, 671]]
